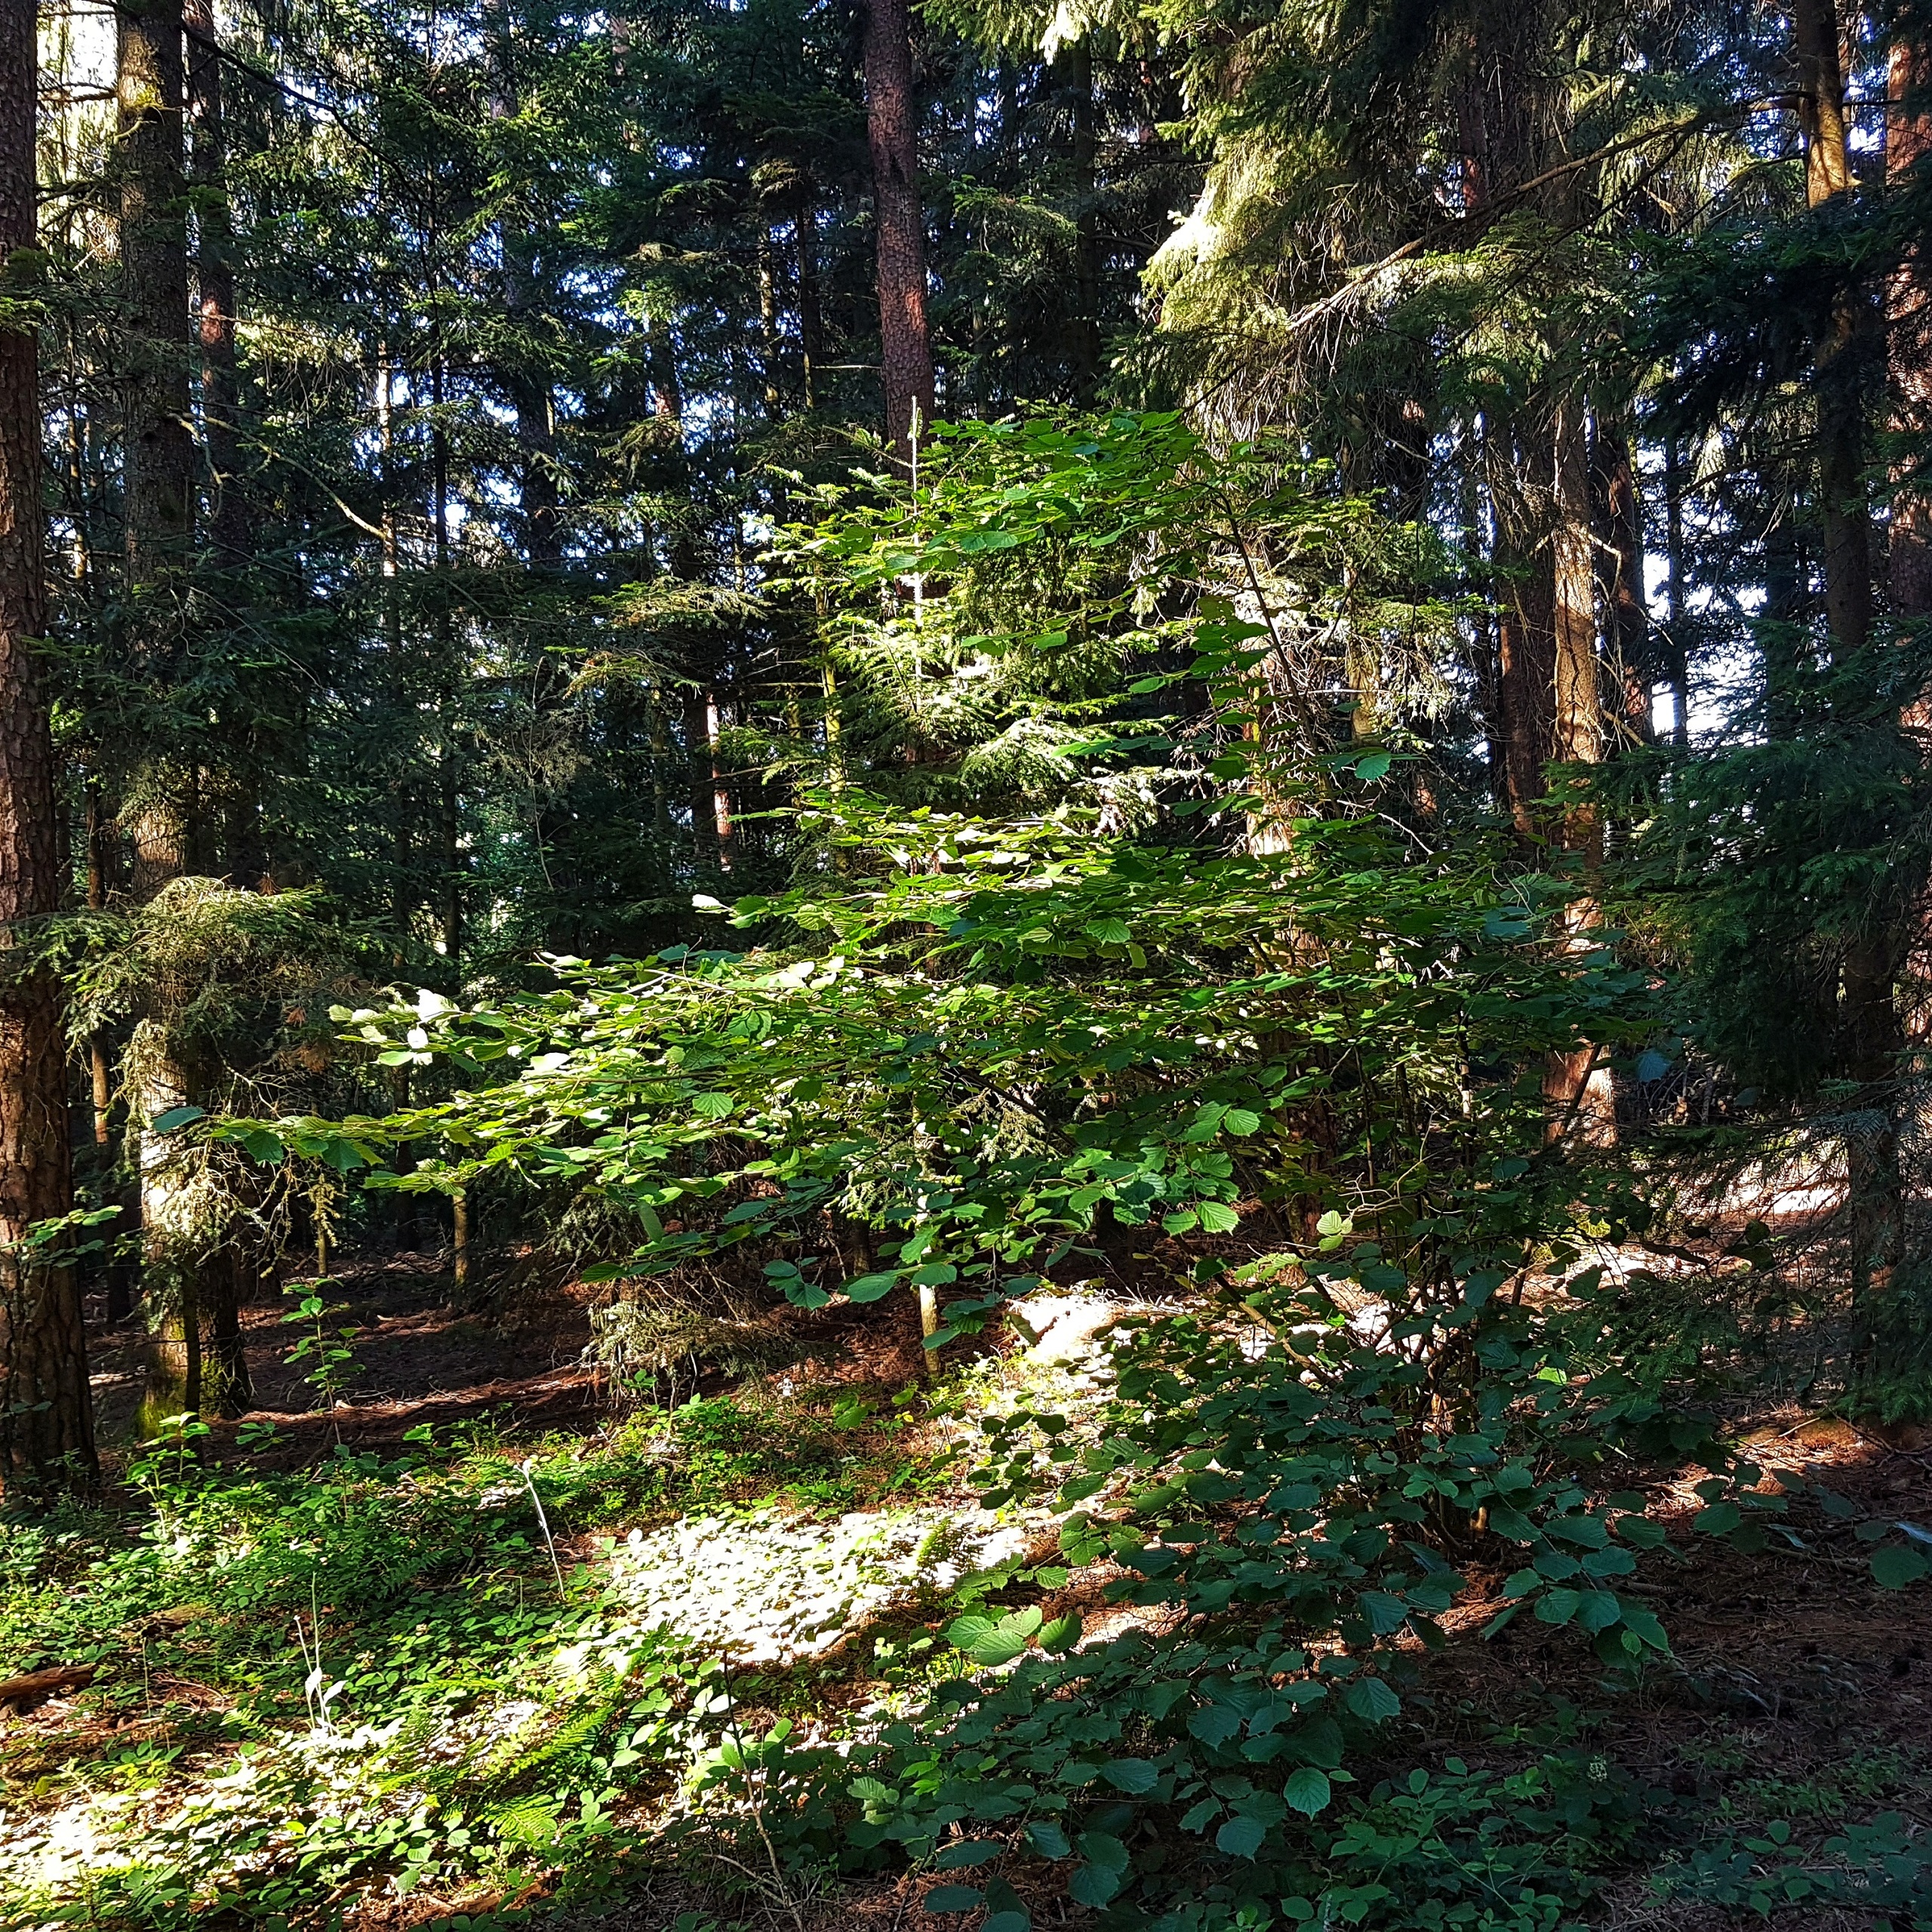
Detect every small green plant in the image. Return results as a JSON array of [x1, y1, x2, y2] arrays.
[[281, 1279, 364, 1417], [127, 1412, 213, 1527]]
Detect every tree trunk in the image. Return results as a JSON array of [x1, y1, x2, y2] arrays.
[[504, 235, 561, 570], [1890, 29, 1932, 621], [1064, 36, 1101, 402], [685, 688, 733, 873], [118, 0, 195, 580], [1793, 0, 1902, 1315], [1543, 398, 1616, 1143], [756, 224, 783, 420], [1592, 422, 1651, 740], [440, 710, 463, 974], [1488, 420, 1557, 836], [1663, 435, 1691, 746], [861, 0, 935, 464], [184, 0, 244, 565], [201, 1244, 251, 1415], [796, 187, 823, 410], [0, 0, 97, 1493], [1795, 0, 1873, 658]]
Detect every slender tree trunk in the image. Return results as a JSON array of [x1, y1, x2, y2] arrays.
[[796, 188, 823, 411], [85, 789, 139, 1325], [504, 236, 561, 570], [1592, 422, 1651, 740], [184, 0, 243, 566], [1064, 36, 1100, 402], [1792, 0, 1903, 1312], [440, 713, 463, 974], [861, 0, 935, 464], [1890, 29, 1932, 620], [756, 224, 783, 420], [1795, 0, 1873, 658], [0, 0, 97, 1492], [685, 688, 732, 872], [1544, 399, 1616, 1143], [1663, 435, 1690, 746], [1887, 21, 1932, 1308], [118, 0, 194, 580]]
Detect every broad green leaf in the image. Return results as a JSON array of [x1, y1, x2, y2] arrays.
[[922, 1888, 983, 1914], [1344, 1676, 1401, 1722], [1215, 1815, 1267, 1860], [1871, 1544, 1930, 1589], [1282, 1768, 1332, 1816]]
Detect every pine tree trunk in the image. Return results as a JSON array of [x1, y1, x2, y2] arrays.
[[118, 0, 194, 580], [1592, 423, 1651, 740], [184, 0, 244, 565], [1488, 421, 1557, 836], [1064, 36, 1100, 402], [1663, 436, 1691, 746], [1890, 30, 1932, 620], [861, 0, 935, 464], [0, 0, 97, 1493], [1795, 0, 1873, 657], [796, 188, 823, 411], [756, 226, 783, 420], [1793, 0, 1902, 1313], [504, 237, 561, 570], [1543, 399, 1616, 1143]]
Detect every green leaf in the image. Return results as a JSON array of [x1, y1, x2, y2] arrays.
[[1871, 1544, 1930, 1589], [1038, 1614, 1082, 1653], [1100, 1758, 1158, 1793], [1282, 1767, 1333, 1816], [1344, 1676, 1401, 1723], [1215, 1815, 1268, 1860], [1198, 1201, 1241, 1234], [844, 1272, 899, 1303], [1189, 1703, 1243, 1745], [1357, 1590, 1409, 1635], [1077, 1831, 1129, 1872], [947, 1607, 1041, 1666], [1066, 1864, 1124, 1908], [1025, 1821, 1072, 1860], [934, 1841, 1004, 1869], [922, 1888, 984, 1914], [982, 1913, 1029, 1932], [1353, 749, 1392, 782], [690, 1093, 734, 1120], [149, 1106, 206, 1134]]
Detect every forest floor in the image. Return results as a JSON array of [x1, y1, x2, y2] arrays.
[[5, 1250, 1932, 1932]]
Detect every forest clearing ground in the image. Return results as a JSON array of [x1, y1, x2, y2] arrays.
[[7, 1254, 1932, 1932]]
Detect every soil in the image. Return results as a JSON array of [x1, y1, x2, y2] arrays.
[[65, 1252, 1932, 1932], [80, 1247, 947, 1461]]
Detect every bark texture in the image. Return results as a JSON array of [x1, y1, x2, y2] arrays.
[[1795, 0, 1872, 657], [861, 0, 935, 464], [118, 0, 195, 579], [185, 0, 243, 565], [0, 0, 97, 1491]]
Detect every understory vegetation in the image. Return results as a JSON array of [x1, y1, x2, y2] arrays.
[[9, 0, 1932, 1927]]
